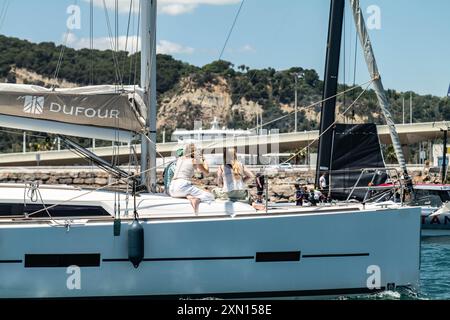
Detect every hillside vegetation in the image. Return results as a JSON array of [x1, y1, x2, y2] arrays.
[[0, 34, 449, 152]]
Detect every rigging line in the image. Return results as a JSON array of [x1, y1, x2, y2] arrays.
[[53, 0, 79, 87], [219, 0, 245, 60], [193, 78, 376, 163], [53, 40, 68, 85], [115, 0, 120, 95], [128, 2, 138, 85], [343, 6, 346, 111], [21, 79, 376, 219], [219, 5, 295, 131], [103, 0, 122, 84], [0, 1, 6, 21], [192, 0, 245, 118], [21, 73, 373, 219], [205, 4, 298, 131], [102, 0, 123, 85], [348, 6, 355, 89], [25, 183, 67, 227], [279, 80, 374, 166], [113, 116, 119, 218], [0, 0, 10, 31], [120, 0, 134, 85], [141, 134, 165, 159], [90, 0, 94, 85], [115, 0, 119, 53], [132, 6, 141, 88], [128, 5, 139, 86], [352, 28, 358, 97], [0, 0, 10, 28], [248, 78, 375, 131]]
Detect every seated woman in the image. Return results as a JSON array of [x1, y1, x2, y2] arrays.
[[169, 143, 214, 214], [213, 148, 255, 204]]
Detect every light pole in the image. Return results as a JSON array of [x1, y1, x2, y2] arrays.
[[410, 92, 413, 124], [22, 132, 26, 154], [294, 75, 298, 133], [293, 72, 304, 132], [442, 128, 448, 183], [433, 122, 449, 183], [402, 96, 405, 124]]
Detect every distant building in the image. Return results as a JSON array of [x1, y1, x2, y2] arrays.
[[433, 144, 450, 167], [171, 117, 254, 143], [171, 118, 256, 165]]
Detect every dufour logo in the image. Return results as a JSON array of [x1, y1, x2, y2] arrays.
[[18, 96, 120, 119], [23, 96, 45, 115]]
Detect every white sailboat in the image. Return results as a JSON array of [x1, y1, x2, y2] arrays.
[[0, 0, 421, 299]]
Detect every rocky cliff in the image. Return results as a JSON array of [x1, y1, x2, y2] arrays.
[[157, 76, 264, 132]]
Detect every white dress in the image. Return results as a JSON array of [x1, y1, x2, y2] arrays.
[[169, 158, 214, 203]]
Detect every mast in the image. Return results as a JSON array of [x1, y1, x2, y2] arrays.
[[315, 0, 345, 187], [140, 0, 158, 191], [349, 0, 410, 182]]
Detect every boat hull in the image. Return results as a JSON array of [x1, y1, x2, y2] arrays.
[[422, 213, 450, 237], [0, 208, 421, 299]]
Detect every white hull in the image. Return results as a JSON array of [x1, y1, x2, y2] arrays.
[[357, 201, 450, 237], [0, 186, 421, 299]]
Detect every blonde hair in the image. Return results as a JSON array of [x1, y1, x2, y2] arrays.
[[184, 143, 196, 159], [223, 147, 242, 179]]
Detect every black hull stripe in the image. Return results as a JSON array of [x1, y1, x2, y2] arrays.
[[103, 256, 254, 263], [0, 260, 23, 264], [25, 254, 101, 268], [0, 287, 391, 300], [103, 253, 369, 263], [303, 253, 370, 258], [0, 252, 370, 268], [256, 252, 301, 262]]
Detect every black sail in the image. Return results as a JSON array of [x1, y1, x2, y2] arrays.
[[328, 123, 387, 201]]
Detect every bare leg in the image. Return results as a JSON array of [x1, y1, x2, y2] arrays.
[[187, 196, 201, 214], [252, 202, 266, 211]]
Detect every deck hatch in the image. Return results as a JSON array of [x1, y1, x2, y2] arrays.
[[0, 203, 110, 218]]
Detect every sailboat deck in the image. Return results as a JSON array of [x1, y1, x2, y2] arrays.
[[0, 183, 372, 224]]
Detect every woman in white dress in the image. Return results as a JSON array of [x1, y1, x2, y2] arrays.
[[169, 143, 214, 214]]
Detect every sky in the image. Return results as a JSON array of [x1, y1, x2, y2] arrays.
[[0, 0, 449, 97]]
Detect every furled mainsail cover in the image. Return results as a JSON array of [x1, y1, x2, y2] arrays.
[[329, 123, 387, 201], [0, 84, 147, 133]]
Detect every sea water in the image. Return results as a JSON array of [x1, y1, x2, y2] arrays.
[[418, 237, 450, 300], [349, 237, 450, 300]]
